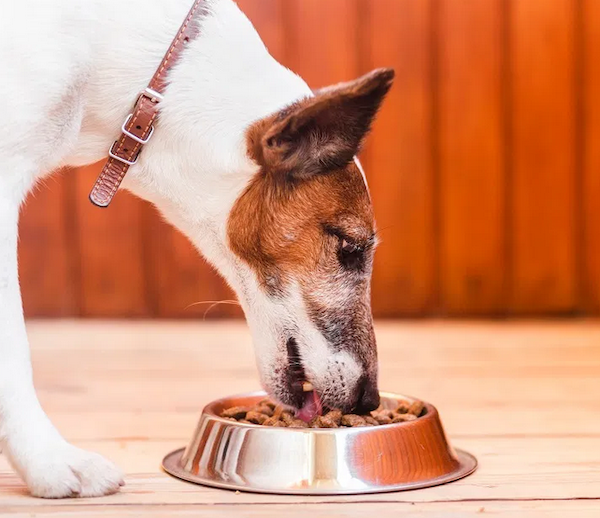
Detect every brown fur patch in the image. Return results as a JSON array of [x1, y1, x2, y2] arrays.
[[227, 160, 373, 290], [228, 68, 393, 289]]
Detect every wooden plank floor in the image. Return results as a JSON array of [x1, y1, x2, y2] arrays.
[[1, 320, 599, 517]]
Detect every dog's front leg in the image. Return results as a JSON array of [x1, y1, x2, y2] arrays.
[[0, 188, 123, 498]]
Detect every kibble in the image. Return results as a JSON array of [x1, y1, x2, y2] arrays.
[[220, 397, 426, 428], [395, 401, 410, 414], [245, 410, 269, 425], [324, 409, 343, 426], [341, 414, 367, 427], [263, 417, 286, 427], [391, 413, 417, 423], [255, 404, 275, 417], [221, 406, 250, 420], [280, 411, 296, 426], [289, 419, 309, 428], [259, 399, 276, 410], [311, 411, 341, 428], [364, 416, 379, 426], [408, 400, 425, 417], [373, 414, 392, 425]]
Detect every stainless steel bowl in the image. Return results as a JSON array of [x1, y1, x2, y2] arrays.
[[162, 391, 477, 495]]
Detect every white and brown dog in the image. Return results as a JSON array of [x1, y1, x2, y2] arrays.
[[0, 0, 393, 498]]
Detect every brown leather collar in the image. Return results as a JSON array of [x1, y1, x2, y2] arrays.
[[89, 0, 205, 207]]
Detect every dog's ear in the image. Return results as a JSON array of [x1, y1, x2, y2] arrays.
[[253, 68, 394, 179]]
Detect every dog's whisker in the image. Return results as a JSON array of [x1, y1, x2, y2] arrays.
[[185, 299, 240, 310], [183, 300, 241, 320]]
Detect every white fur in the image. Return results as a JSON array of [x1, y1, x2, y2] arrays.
[[0, 0, 369, 498], [354, 157, 370, 197]]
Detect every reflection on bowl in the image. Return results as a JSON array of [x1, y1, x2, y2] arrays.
[[162, 391, 477, 495]]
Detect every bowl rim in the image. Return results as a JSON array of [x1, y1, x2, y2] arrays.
[[201, 390, 438, 433]]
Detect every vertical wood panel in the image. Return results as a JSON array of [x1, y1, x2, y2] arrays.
[[17, 0, 600, 319], [285, 0, 360, 85], [238, 0, 287, 64], [583, 0, 600, 313], [367, 0, 436, 316], [74, 165, 150, 317], [19, 174, 77, 317], [438, 0, 506, 315], [145, 209, 240, 318], [510, 0, 578, 313]]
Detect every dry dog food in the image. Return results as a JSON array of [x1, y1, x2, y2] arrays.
[[220, 398, 425, 428]]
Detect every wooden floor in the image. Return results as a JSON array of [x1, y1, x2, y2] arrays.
[[1, 320, 599, 517]]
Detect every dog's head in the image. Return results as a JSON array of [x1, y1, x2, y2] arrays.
[[227, 68, 394, 417]]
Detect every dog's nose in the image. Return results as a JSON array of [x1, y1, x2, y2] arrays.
[[354, 376, 380, 413]]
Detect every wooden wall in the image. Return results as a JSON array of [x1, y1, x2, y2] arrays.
[[19, 0, 600, 318]]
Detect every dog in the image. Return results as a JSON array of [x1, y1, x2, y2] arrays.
[[0, 0, 393, 498]]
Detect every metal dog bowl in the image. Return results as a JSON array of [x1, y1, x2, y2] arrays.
[[162, 391, 477, 495]]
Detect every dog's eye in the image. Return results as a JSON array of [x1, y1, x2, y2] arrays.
[[338, 238, 364, 270]]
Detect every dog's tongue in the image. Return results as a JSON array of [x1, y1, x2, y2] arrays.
[[297, 390, 323, 422]]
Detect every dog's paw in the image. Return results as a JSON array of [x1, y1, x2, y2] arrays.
[[23, 444, 124, 498]]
